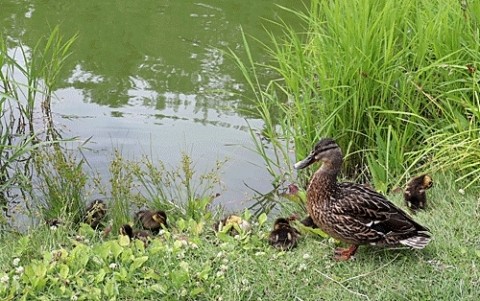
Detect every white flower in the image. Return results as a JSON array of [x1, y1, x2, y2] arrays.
[[158, 230, 165, 236], [109, 263, 118, 269], [220, 264, 228, 271], [458, 189, 465, 195], [216, 271, 224, 277], [254, 252, 265, 256], [303, 253, 311, 260], [216, 251, 224, 258], [71, 295, 78, 301], [221, 258, 229, 264], [190, 243, 198, 249], [0, 274, 9, 283], [15, 266, 24, 274], [12, 258, 20, 267], [12, 275, 20, 281], [298, 263, 307, 271]]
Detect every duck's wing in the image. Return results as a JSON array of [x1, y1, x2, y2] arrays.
[[332, 182, 430, 245]]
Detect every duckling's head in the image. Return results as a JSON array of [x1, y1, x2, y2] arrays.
[[273, 218, 291, 230], [294, 138, 342, 170], [120, 224, 134, 238], [152, 211, 167, 226], [87, 199, 107, 213], [422, 175, 433, 189]]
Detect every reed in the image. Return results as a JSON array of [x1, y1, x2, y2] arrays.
[[235, 0, 480, 191]]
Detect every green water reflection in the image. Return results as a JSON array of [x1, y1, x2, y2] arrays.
[[0, 0, 304, 210]]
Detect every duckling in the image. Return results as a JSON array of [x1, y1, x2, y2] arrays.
[[213, 214, 252, 236], [300, 215, 318, 228], [294, 138, 431, 261], [404, 175, 433, 211], [135, 209, 168, 233], [119, 224, 151, 246], [268, 217, 301, 251], [84, 199, 107, 229]]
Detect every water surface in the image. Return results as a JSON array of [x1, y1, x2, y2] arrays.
[[0, 0, 304, 211]]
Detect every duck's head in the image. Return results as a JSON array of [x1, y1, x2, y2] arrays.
[[422, 175, 433, 189], [120, 224, 134, 238], [294, 138, 342, 170], [273, 218, 291, 230], [88, 199, 107, 213], [152, 211, 167, 226]]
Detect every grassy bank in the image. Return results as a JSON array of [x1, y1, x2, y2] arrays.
[[1, 173, 479, 300]]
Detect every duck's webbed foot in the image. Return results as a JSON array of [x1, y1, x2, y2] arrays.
[[334, 245, 358, 261]]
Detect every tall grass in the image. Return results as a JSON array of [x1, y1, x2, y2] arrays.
[[1, 28, 77, 223], [234, 0, 480, 191]]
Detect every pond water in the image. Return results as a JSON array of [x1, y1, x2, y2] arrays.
[[0, 0, 304, 212]]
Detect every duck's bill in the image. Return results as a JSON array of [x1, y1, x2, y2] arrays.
[[294, 152, 316, 169]]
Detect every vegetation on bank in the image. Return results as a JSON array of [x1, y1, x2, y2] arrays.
[[1, 174, 479, 300], [235, 0, 480, 192], [1, 0, 480, 300]]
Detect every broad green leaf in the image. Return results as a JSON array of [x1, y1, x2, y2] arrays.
[[95, 268, 107, 283], [118, 235, 130, 247], [190, 287, 205, 297], [58, 264, 69, 279], [130, 256, 149, 272], [258, 212, 268, 226]]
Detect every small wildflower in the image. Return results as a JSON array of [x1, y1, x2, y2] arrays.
[[15, 266, 24, 274], [220, 264, 228, 271], [221, 258, 229, 264], [254, 252, 265, 256], [158, 229, 165, 236], [109, 263, 118, 269], [234, 235, 240, 240], [298, 263, 307, 271], [216, 271, 224, 277], [459, 189, 465, 195], [190, 243, 199, 249], [12, 275, 20, 281], [216, 251, 224, 258], [12, 258, 20, 267], [0, 274, 9, 283], [71, 295, 78, 301], [50, 225, 58, 230], [303, 253, 311, 260]]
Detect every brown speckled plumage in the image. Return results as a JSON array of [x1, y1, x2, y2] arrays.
[[84, 199, 107, 229], [404, 175, 433, 210], [136, 210, 168, 233], [268, 217, 301, 251], [294, 138, 431, 260]]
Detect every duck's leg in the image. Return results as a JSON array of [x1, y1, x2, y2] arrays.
[[334, 245, 358, 261]]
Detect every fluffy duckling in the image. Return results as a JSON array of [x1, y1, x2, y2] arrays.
[[84, 199, 107, 229], [294, 138, 431, 261], [120, 224, 151, 246], [213, 215, 252, 236], [404, 175, 433, 211], [135, 210, 168, 233], [268, 217, 301, 251]]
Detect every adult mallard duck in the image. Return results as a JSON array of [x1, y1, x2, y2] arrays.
[[84, 199, 107, 229], [135, 210, 168, 233], [268, 217, 301, 251], [294, 138, 431, 261], [404, 174, 433, 211]]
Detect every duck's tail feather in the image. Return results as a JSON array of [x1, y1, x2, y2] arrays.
[[399, 231, 431, 249]]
